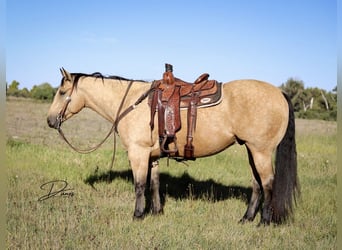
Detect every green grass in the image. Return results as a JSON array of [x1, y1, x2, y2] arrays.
[[6, 99, 336, 249]]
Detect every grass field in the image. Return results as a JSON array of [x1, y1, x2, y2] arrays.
[[6, 97, 336, 249]]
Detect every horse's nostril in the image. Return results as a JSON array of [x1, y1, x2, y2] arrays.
[[47, 117, 52, 127], [47, 116, 56, 128]]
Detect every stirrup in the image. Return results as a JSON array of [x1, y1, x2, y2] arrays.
[[160, 135, 179, 154]]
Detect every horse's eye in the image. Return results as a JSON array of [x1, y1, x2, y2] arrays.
[[59, 90, 66, 96]]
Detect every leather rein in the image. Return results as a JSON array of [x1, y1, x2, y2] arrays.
[[55, 80, 154, 167]]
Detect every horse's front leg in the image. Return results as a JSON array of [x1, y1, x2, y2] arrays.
[[150, 160, 163, 215], [128, 147, 150, 219]]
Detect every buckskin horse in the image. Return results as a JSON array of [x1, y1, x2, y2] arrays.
[[47, 67, 299, 225]]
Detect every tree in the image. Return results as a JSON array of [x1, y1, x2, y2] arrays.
[[30, 82, 56, 101], [279, 78, 305, 112], [7, 80, 20, 96], [280, 78, 337, 121], [19, 88, 30, 98]]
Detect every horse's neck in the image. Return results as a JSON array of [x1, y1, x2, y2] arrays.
[[81, 78, 149, 123]]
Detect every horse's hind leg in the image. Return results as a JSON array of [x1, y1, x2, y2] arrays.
[[150, 160, 162, 215], [244, 145, 274, 225], [240, 147, 262, 223]]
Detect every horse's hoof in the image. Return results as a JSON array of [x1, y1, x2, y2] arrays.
[[152, 208, 164, 216], [257, 219, 270, 227], [133, 215, 144, 221], [133, 211, 145, 220], [239, 215, 254, 224], [239, 218, 247, 224]]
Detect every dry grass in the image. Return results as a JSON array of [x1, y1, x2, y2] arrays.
[[6, 97, 336, 249], [6, 97, 114, 149]]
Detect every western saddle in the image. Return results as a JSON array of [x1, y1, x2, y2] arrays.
[[149, 63, 222, 160]]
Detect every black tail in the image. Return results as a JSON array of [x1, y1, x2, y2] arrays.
[[271, 93, 300, 223]]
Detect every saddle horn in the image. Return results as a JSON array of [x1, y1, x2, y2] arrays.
[[163, 63, 175, 85], [165, 63, 173, 72]]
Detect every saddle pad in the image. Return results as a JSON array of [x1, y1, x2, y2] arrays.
[[148, 82, 223, 110], [180, 82, 223, 109]]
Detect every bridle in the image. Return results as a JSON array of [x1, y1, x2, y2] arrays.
[[56, 80, 118, 154], [56, 86, 74, 132], [55, 79, 155, 167]]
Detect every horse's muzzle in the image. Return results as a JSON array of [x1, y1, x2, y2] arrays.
[[47, 115, 60, 129]]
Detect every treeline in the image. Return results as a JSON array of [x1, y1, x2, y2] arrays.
[[6, 78, 337, 121], [280, 78, 337, 121], [6, 80, 57, 101]]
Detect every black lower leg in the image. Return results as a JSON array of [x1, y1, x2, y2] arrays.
[[133, 182, 146, 219], [259, 184, 273, 225], [240, 180, 262, 223]]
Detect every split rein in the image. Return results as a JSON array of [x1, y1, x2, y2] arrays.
[[56, 80, 155, 168]]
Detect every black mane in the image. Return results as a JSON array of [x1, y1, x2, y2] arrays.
[[61, 72, 147, 88]]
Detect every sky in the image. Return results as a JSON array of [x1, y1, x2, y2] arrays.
[[6, 0, 336, 91]]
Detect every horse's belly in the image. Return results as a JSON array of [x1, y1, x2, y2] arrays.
[[175, 108, 235, 157]]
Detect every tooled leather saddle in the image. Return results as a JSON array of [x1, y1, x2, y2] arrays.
[[149, 63, 222, 160]]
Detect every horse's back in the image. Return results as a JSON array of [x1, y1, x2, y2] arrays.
[[223, 79, 289, 149]]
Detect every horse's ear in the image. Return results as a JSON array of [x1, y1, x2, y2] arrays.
[[60, 67, 72, 81]]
